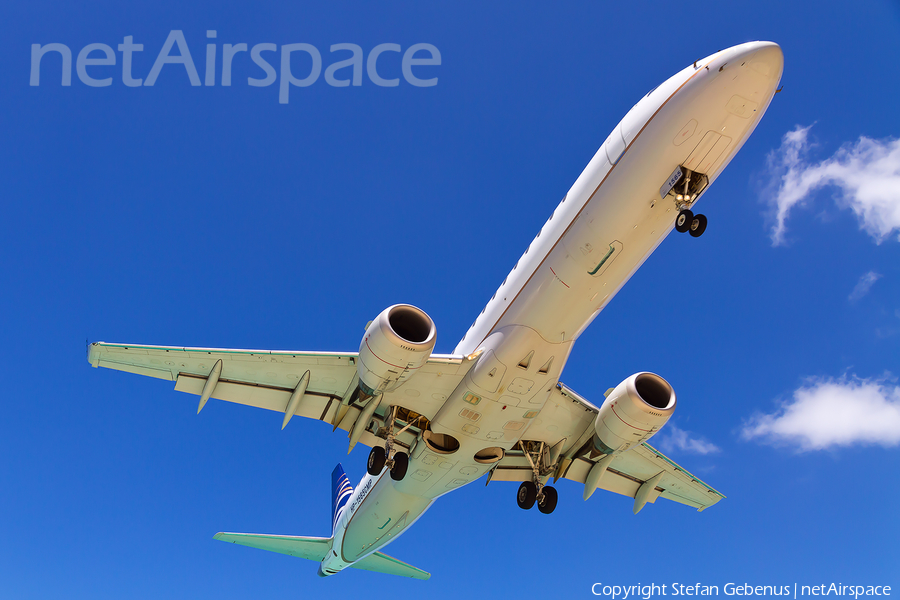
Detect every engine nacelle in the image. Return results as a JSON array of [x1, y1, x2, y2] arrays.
[[593, 372, 676, 454], [357, 304, 436, 395]]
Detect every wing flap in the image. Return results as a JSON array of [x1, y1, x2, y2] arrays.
[[174, 374, 336, 420], [93, 356, 175, 381]]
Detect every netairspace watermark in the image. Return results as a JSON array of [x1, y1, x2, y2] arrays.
[[29, 30, 441, 104], [591, 583, 892, 600]]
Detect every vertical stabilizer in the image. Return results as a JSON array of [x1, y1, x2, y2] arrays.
[[331, 464, 353, 534]]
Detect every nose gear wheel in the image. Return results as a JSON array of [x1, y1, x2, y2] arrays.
[[689, 213, 707, 237], [675, 209, 694, 233]]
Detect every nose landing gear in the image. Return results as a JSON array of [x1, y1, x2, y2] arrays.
[[662, 166, 709, 238], [675, 209, 693, 233], [675, 209, 707, 237]]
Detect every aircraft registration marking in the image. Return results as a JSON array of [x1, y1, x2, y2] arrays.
[[659, 165, 683, 199]]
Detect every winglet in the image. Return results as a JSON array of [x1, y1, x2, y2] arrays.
[[87, 342, 101, 367]]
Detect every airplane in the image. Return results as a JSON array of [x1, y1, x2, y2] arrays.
[[88, 40, 784, 580]]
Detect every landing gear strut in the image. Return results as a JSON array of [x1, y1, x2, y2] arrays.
[[366, 405, 412, 481], [515, 441, 558, 515]]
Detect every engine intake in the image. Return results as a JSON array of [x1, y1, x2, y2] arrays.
[[357, 304, 436, 395], [593, 372, 675, 454]]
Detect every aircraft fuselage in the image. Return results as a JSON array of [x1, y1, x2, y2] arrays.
[[320, 41, 783, 576]]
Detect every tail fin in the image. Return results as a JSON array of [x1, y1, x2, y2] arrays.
[[331, 463, 353, 534]]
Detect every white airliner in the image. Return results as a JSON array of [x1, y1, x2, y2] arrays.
[[89, 41, 784, 580]]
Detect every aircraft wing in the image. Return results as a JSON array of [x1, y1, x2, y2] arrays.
[[87, 342, 468, 449], [88, 342, 722, 510], [487, 382, 725, 512]]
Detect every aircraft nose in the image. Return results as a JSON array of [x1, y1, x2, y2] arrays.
[[733, 41, 784, 82]]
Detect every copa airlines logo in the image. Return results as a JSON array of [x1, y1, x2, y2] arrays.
[[29, 30, 441, 104], [347, 477, 374, 516]]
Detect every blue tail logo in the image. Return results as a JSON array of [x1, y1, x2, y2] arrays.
[[331, 464, 353, 534]]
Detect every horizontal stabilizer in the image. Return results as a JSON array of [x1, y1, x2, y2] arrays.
[[213, 532, 332, 562], [352, 551, 431, 580], [213, 532, 429, 579]]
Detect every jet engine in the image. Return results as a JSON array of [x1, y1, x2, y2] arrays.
[[357, 304, 436, 395], [593, 372, 675, 454]]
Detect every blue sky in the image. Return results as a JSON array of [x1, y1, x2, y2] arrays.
[[2, 1, 899, 598]]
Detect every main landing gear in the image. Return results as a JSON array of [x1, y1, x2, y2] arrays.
[[514, 440, 559, 514], [517, 481, 558, 514], [675, 209, 707, 238], [366, 405, 410, 481], [367, 446, 408, 480]]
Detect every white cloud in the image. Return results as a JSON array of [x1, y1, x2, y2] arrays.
[[849, 271, 882, 302], [763, 126, 900, 245], [655, 424, 720, 455], [741, 376, 900, 451]]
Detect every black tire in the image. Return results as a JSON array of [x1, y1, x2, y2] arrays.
[[517, 481, 537, 510], [390, 451, 409, 481], [675, 209, 694, 233], [689, 213, 708, 238], [537, 486, 558, 514], [367, 446, 386, 475]]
